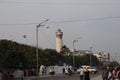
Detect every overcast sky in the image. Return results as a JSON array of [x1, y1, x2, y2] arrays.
[[0, 0, 120, 61]]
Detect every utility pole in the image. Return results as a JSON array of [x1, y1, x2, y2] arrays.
[[90, 46, 93, 66], [72, 37, 81, 69], [36, 19, 49, 75]]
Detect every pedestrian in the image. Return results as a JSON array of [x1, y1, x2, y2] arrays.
[[107, 69, 114, 80], [63, 68, 65, 74], [102, 66, 109, 80], [39, 65, 45, 76], [115, 66, 120, 80], [68, 68, 72, 76], [49, 66, 55, 76], [84, 67, 90, 80], [65, 68, 68, 75], [79, 67, 84, 80]]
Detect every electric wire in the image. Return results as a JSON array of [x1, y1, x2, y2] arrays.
[[1, 1, 120, 5], [0, 16, 120, 26]]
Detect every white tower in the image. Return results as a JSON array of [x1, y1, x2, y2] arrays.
[[56, 29, 63, 53]]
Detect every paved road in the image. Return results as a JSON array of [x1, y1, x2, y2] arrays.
[[24, 72, 102, 80]]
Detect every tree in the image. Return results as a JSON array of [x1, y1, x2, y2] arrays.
[[0, 39, 100, 70], [60, 45, 70, 55], [41, 49, 64, 66], [0, 39, 35, 69], [0, 40, 19, 68]]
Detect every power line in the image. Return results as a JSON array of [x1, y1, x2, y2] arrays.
[[0, 1, 50, 5], [51, 16, 120, 23], [1, 1, 120, 5], [0, 23, 37, 26], [0, 16, 120, 26]]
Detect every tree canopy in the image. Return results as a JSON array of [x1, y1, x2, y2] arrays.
[[0, 39, 100, 69]]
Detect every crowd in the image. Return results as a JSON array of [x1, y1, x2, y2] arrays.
[[1, 65, 120, 80], [102, 65, 120, 80], [78, 65, 120, 80]]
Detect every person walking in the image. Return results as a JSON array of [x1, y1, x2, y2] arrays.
[[79, 67, 84, 80], [84, 67, 90, 80], [102, 66, 109, 80], [107, 69, 114, 80], [68, 68, 72, 76], [115, 66, 120, 80]]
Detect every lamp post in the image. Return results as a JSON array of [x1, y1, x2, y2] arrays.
[[90, 46, 93, 66], [72, 37, 81, 68], [73, 40, 77, 68], [36, 19, 49, 75]]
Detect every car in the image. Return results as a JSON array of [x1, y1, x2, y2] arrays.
[[89, 66, 98, 74], [77, 65, 89, 73], [77, 65, 98, 74]]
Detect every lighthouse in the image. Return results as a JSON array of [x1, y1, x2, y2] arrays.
[[56, 29, 63, 53]]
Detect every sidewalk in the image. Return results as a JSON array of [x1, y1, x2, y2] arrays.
[[91, 74, 102, 80], [24, 73, 64, 80], [24, 73, 102, 80]]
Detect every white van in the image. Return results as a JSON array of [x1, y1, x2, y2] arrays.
[[77, 65, 98, 74]]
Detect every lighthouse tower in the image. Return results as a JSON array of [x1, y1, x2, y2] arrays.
[[56, 29, 63, 53]]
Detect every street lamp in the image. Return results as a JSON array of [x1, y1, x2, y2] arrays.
[[73, 40, 77, 68], [36, 19, 49, 75], [72, 37, 81, 68], [90, 46, 93, 66]]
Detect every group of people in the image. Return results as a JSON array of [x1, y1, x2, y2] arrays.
[[63, 65, 73, 76], [79, 67, 90, 80], [39, 65, 56, 76], [102, 66, 120, 80], [39, 65, 46, 76], [79, 65, 120, 80]]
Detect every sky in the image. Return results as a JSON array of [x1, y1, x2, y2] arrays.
[[0, 0, 120, 61]]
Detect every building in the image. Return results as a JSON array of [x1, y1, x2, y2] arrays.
[[73, 50, 111, 65], [93, 52, 110, 65], [56, 29, 63, 53], [74, 50, 91, 56]]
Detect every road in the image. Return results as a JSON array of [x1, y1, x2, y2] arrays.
[[24, 71, 102, 80]]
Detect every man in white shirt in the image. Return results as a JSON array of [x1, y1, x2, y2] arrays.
[[79, 67, 84, 80]]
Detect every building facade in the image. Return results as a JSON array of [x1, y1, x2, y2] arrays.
[[94, 52, 110, 65]]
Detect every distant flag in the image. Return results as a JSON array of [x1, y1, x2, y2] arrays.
[[23, 35, 27, 38], [46, 26, 49, 28], [90, 46, 93, 50]]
